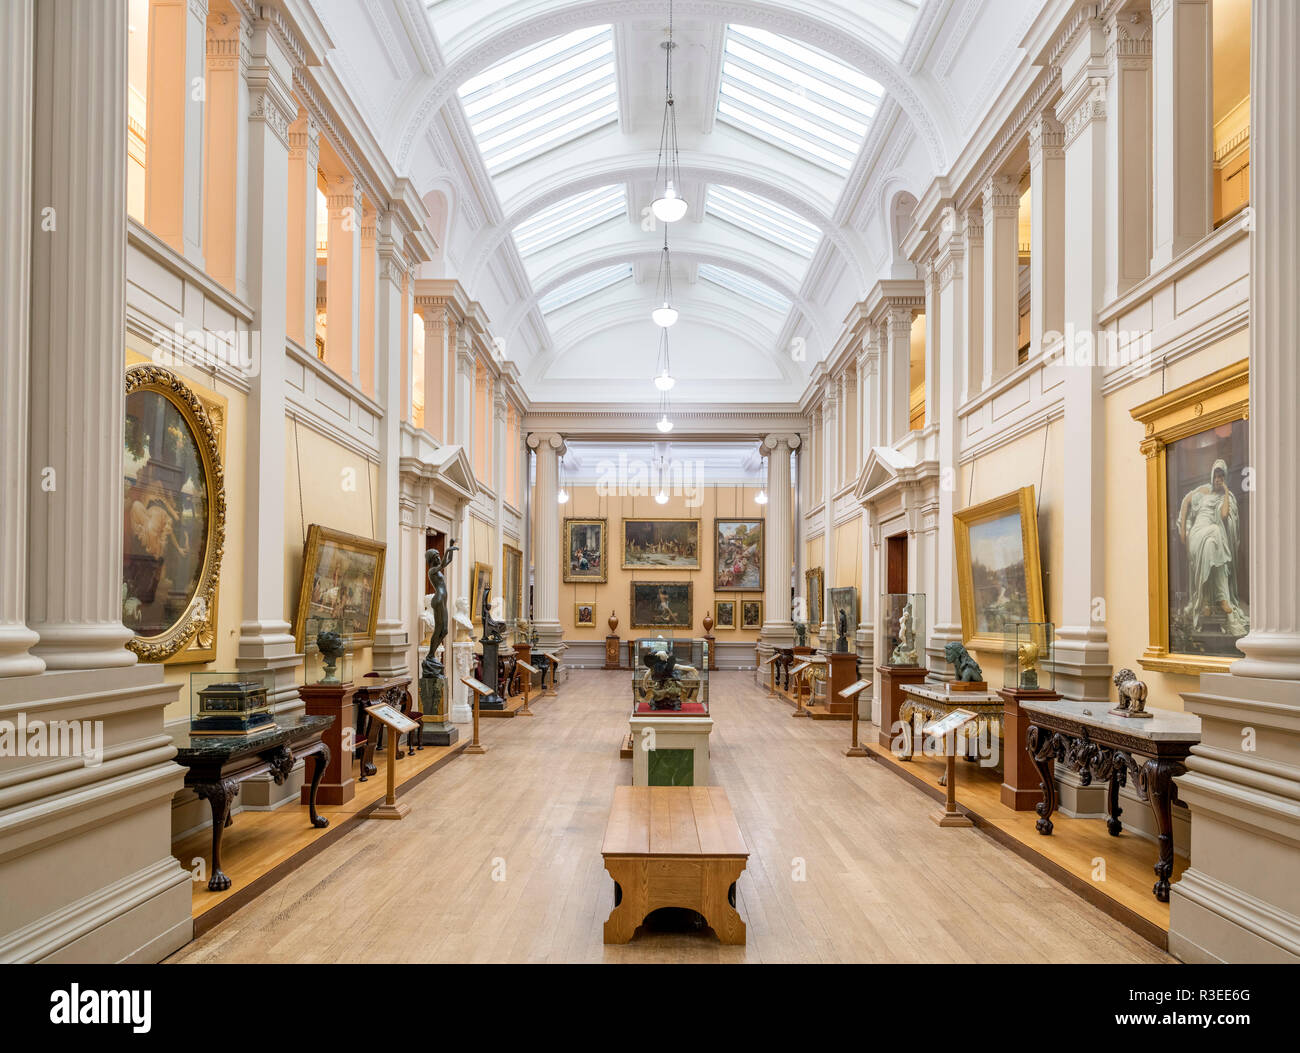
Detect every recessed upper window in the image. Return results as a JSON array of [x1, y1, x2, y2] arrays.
[[705, 185, 822, 257], [539, 263, 633, 314], [717, 26, 882, 173], [697, 264, 791, 313], [458, 26, 618, 174], [513, 184, 627, 257]]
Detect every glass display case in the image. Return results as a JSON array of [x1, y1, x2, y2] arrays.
[[882, 593, 925, 668], [189, 669, 275, 736], [306, 644, 354, 685], [1004, 621, 1054, 692], [631, 636, 710, 713]]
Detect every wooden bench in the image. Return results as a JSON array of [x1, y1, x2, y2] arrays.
[[600, 786, 749, 944]]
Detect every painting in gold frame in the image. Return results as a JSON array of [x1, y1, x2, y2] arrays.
[[470, 561, 493, 626], [740, 598, 763, 631], [714, 518, 763, 591], [502, 543, 523, 626], [1131, 360, 1250, 675], [714, 599, 736, 630], [622, 518, 701, 570], [123, 364, 226, 663], [804, 566, 824, 627], [629, 581, 692, 629], [574, 602, 596, 628], [953, 486, 1045, 652], [292, 525, 386, 650], [563, 517, 608, 583]]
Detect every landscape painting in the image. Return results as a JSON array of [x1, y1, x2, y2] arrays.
[[954, 486, 1044, 651], [630, 581, 693, 628], [714, 518, 764, 591], [623, 519, 700, 569], [293, 525, 385, 649]]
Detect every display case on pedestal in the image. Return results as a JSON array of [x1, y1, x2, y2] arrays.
[[999, 622, 1059, 810], [877, 593, 928, 749], [629, 636, 712, 786]]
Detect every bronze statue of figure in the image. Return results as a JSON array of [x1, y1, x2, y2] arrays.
[[482, 584, 507, 644], [421, 540, 457, 679]]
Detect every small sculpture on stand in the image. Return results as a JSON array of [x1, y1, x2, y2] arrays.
[[640, 647, 684, 711], [944, 641, 984, 683], [477, 586, 507, 710], [453, 595, 474, 642], [419, 541, 459, 746], [315, 630, 345, 684], [1017, 641, 1040, 689], [1110, 668, 1151, 718], [835, 608, 849, 653], [794, 621, 808, 648], [890, 601, 917, 665]]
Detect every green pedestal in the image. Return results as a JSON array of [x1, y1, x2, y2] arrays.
[[419, 675, 458, 746]]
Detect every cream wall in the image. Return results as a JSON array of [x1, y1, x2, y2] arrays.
[[1102, 329, 1249, 712], [552, 484, 766, 643]]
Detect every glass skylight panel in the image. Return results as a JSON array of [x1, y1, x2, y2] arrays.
[[459, 26, 618, 173], [705, 185, 821, 257], [717, 26, 881, 172], [698, 264, 791, 313], [538, 264, 632, 313], [513, 184, 627, 257]]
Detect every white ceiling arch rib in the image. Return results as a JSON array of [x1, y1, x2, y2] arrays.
[[393, 0, 950, 173]]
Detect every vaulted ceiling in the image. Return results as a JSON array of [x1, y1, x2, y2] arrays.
[[311, 0, 1043, 405]]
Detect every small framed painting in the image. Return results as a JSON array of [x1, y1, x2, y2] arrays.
[[563, 517, 608, 583], [574, 603, 596, 628], [630, 581, 693, 628], [470, 561, 493, 626], [714, 599, 736, 630], [740, 598, 763, 631], [827, 586, 859, 642], [804, 566, 823, 627]]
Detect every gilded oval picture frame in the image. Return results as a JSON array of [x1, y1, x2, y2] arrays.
[[123, 364, 226, 662]]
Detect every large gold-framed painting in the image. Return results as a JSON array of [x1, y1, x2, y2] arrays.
[[470, 561, 493, 625], [123, 365, 226, 663], [630, 581, 693, 629], [714, 518, 763, 591], [502, 543, 523, 625], [804, 566, 824, 627], [1132, 360, 1250, 674], [293, 525, 385, 649], [622, 518, 700, 569], [563, 517, 607, 583], [954, 486, 1045, 652]]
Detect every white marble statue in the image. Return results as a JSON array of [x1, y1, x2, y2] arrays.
[[1176, 457, 1248, 636], [453, 595, 474, 642]]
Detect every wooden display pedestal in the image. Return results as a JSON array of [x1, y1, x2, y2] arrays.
[[704, 632, 717, 670], [998, 686, 1060, 810], [824, 652, 858, 717], [876, 664, 929, 749], [605, 635, 621, 669], [298, 681, 358, 806]]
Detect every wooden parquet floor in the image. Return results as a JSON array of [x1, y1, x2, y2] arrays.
[[167, 670, 1171, 963]]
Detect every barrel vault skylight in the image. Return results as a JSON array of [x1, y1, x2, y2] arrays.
[[697, 264, 791, 314], [539, 264, 634, 314], [512, 184, 627, 257], [705, 185, 822, 258], [458, 25, 618, 174], [717, 25, 883, 172]]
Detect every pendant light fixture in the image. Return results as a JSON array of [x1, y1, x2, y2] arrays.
[[653, 325, 675, 391], [650, 1, 687, 223], [656, 387, 674, 433], [754, 489, 768, 505], [651, 225, 678, 328], [557, 454, 569, 504]]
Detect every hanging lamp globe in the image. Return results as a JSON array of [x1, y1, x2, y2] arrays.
[[654, 368, 676, 391], [557, 487, 569, 504], [651, 180, 688, 223], [652, 302, 679, 328], [755, 490, 768, 505], [656, 414, 674, 433]]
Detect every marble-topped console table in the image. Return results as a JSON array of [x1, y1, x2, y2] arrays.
[[899, 682, 1004, 767], [176, 714, 334, 892], [1022, 698, 1201, 902]]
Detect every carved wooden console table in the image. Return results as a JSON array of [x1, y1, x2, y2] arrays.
[[353, 674, 418, 780], [1021, 699, 1201, 902], [176, 714, 334, 892]]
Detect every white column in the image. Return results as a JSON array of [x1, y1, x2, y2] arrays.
[[1105, 5, 1153, 302], [27, 0, 136, 669], [492, 389, 507, 618], [455, 332, 473, 449], [0, 0, 41, 676], [359, 215, 377, 397], [286, 107, 318, 349], [1150, 0, 1212, 270], [1028, 111, 1065, 357], [929, 221, 965, 674], [527, 432, 565, 651], [1054, 18, 1112, 703], [885, 305, 913, 444], [982, 173, 1020, 384], [416, 297, 446, 439], [923, 261, 940, 428], [760, 434, 799, 653], [236, 12, 298, 682], [371, 218, 409, 678], [820, 388, 838, 639], [857, 339, 875, 461], [1171, 2, 1300, 964], [962, 208, 984, 400]]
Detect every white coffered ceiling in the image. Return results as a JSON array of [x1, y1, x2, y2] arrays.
[[310, 0, 1043, 405]]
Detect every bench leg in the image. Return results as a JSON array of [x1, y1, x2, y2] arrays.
[[602, 857, 747, 945]]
